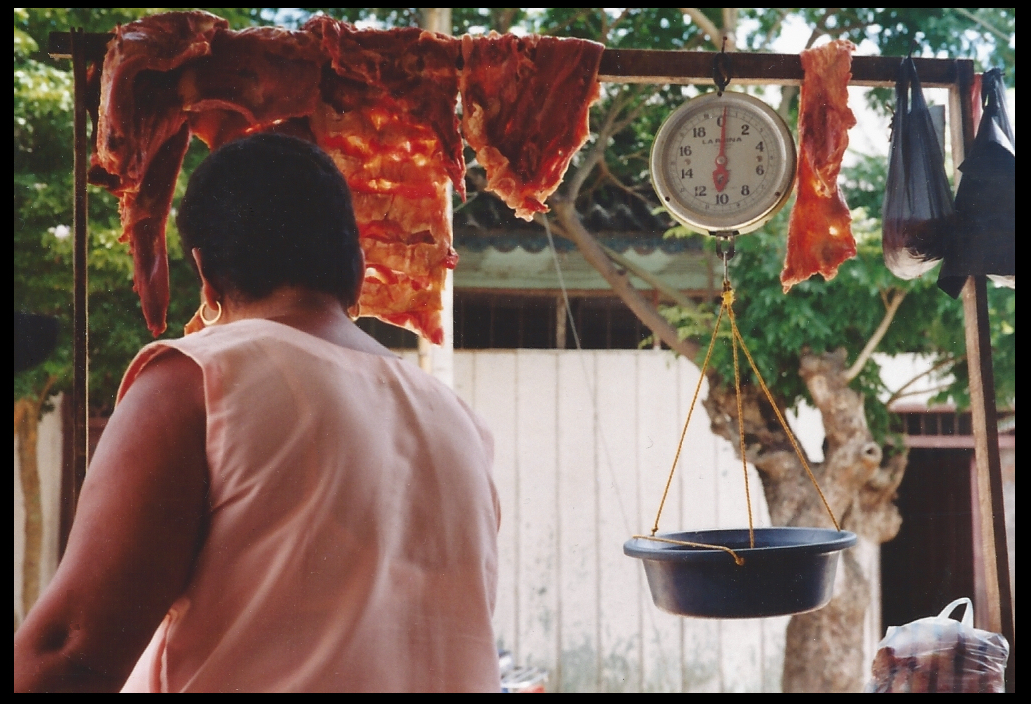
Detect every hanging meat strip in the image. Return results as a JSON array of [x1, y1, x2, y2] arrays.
[[459, 32, 604, 220], [179, 26, 324, 150], [89, 11, 227, 335], [307, 16, 463, 344], [780, 39, 858, 293], [88, 12, 608, 343]]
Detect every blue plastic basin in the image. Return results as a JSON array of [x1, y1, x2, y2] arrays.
[[624, 527, 857, 619]]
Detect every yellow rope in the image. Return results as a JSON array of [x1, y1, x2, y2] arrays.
[[632, 534, 744, 565], [728, 287, 755, 549], [726, 305, 842, 532], [642, 278, 842, 570], [650, 302, 727, 536]]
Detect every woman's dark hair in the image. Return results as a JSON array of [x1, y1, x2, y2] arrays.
[[177, 133, 363, 306]]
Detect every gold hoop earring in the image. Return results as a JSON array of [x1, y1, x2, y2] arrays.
[[199, 300, 223, 326]]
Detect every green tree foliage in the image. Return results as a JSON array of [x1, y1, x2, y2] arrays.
[[13, 8, 1016, 423], [13, 8, 274, 412], [664, 211, 1014, 443]]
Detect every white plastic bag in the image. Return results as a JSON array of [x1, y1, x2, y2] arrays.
[[864, 598, 1009, 693]]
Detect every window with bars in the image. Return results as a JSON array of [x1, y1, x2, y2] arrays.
[[356, 292, 659, 350], [454, 292, 653, 350], [890, 409, 1014, 438]]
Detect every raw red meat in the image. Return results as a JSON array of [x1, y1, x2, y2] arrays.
[[307, 17, 464, 344], [90, 11, 225, 192], [179, 26, 324, 150], [120, 123, 191, 336], [88, 12, 605, 342], [781, 39, 858, 293], [89, 11, 226, 335], [459, 32, 604, 220]]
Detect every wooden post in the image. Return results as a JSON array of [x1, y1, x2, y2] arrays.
[[70, 28, 89, 518], [950, 58, 1014, 691]]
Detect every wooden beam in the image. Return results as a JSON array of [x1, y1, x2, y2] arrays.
[[599, 49, 967, 88], [49, 31, 971, 89]]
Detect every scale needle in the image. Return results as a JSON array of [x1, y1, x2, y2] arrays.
[[713, 106, 730, 192]]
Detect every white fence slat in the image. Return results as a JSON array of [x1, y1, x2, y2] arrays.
[[592, 351, 643, 692], [469, 352, 519, 658], [676, 359, 719, 532], [515, 351, 560, 679], [636, 351, 685, 691], [719, 619, 765, 692], [452, 352, 474, 409], [556, 352, 600, 692], [761, 615, 791, 692]]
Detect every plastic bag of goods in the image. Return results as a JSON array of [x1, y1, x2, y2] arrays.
[[864, 597, 1009, 693], [937, 68, 1016, 297], [882, 57, 956, 279]]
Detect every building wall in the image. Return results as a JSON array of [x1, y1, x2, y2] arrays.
[[452, 349, 792, 691]]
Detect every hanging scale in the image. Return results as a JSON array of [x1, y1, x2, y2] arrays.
[[626, 49, 854, 619], [650, 46, 797, 238]]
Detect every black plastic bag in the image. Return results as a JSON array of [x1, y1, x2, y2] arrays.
[[937, 68, 1015, 298], [882, 57, 956, 279]]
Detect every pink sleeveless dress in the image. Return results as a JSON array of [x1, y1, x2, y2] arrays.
[[118, 319, 500, 692]]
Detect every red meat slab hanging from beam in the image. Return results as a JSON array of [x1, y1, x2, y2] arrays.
[[86, 11, 603, 341], [781, 39, 858, 292]]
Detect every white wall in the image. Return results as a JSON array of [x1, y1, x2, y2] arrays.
[[453, 349, 795, 692]]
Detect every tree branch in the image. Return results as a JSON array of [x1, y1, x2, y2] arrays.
[[598, 242, 699, 310], [564, 86, 643, 200], [491, 8, 520, 34], [804, 25, 825, 50], [756, 9, 789, 50], [843, 289, 906, 383], [884, 355, 963, 407], [609, 90, 654, 135], [566, 86, 636, 198], [606, 8, 632, 40], [549, 197, 701, 361], [952, 7, 1012, 42], [887, 383, 954, 402], [680, 8, 726, 50], [596, 159, 655, 208], [721, 8, 738, 48], [541, 8, 592, 36]]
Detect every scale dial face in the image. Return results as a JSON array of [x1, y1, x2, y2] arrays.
[[651, 91, 796, 234]]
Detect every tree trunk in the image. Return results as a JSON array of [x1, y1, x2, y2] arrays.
[[703, 348, 906, 692]]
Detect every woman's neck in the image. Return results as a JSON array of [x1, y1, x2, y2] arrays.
[[217, 287, 395, 357]]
